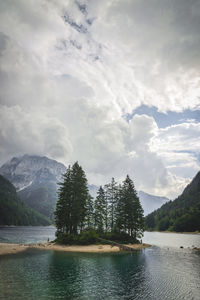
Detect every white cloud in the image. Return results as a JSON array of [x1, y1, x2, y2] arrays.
[[0, 0, 199, 199], [153, 122, 200, 153], [0, 105, 72, 162], [150, 122, 200, 191]]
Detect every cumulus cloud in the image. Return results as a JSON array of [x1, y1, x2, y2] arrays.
[[0, 105, 72, 162], [0, 0, 200, 198], [151, 122, 200, 180]]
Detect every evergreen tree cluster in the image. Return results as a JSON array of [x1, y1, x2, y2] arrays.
[[55, 162, 144, 244]]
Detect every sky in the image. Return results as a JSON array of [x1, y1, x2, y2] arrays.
[[0, 0, 200, 199]]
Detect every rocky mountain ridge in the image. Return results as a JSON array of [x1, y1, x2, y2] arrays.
[[0, 155, 169, 218], [0, 154, 66, 192]]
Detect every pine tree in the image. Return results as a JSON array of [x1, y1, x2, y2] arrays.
[[70, 162, 89, 234], [116, 175, 144, 239], [105, 178, 118, 232], [85, 194, 94, 228], [55, 162, 89, 235], [115, 183, 125, 232], [55, 166, 72, 234], [94, 186, 107, 233]]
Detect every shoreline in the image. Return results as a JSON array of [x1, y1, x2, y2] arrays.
[[0, 242, 151, 256], [146, 231, 200, 235]]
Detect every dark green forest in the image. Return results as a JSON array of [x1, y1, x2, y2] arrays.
[[0, 175, 51, 226], [55, 162, 144, 244], [145, 171, 200, 232]]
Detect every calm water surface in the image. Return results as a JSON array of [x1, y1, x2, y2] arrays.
[[0, 226, 56, 244], [143, 231, 200, 248], [0, 227, 200, 300]]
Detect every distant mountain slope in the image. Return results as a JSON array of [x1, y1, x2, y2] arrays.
[[0, 154, 169, 221], [88, 187, 169, 216], [145, 171, 200, 232], [138, 191, 169, 216], [0, 154, 66, 191], [0, 155, 66, 220], [0, 175, 51, 226]]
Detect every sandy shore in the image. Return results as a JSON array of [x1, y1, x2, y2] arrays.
[[0, 242, 151, 256], [0, 243, 28, 256]]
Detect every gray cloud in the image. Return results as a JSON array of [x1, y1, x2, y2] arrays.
[[0, 0, 199, 198]]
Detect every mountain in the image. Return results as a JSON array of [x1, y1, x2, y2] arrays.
[[145, 171, 200, 232], [88, 187, 169, 216], [0, 175, 51, 225], [0, 154, 169, 221], [0, 155, 66, 221], [88, 184, 99, 198], [138, 191, 169, 216], [0, 155, 66, 191]]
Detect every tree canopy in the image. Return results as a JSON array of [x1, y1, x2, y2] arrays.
[[55, 162, 89, 234], [55, 163, 144, 243]]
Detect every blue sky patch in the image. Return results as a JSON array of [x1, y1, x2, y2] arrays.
[[124, 105, 200, 128]]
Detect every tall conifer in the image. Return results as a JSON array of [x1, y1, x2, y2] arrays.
[[55, 166, 72, 234], [94, 186, 107, 233], [85, 194, 94, 228], [55, 162, 89, 235], [105, 178, 118, 232], [116, 175, 144, 239]]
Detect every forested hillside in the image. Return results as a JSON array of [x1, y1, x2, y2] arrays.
[[0, 175, 51, 226], [0, 155, 66, 221], [145, 171, 200, 232]]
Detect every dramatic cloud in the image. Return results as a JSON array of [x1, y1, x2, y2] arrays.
[[0, 0, 200, 198]]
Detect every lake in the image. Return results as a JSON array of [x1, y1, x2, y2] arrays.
[[0, 227, 200, 299], [0, 226, 56, 244]]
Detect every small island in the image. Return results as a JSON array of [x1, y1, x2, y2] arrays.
[[53, 162, 146, 250]]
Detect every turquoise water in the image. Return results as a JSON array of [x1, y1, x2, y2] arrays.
[[0, 228, 200, 299], [0, 247, 200, 299]]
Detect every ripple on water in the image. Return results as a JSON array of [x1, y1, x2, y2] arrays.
[[0, 229, 200, 299]]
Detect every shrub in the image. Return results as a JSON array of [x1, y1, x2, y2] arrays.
[[55, 229, 98, 245], [100, 232, 138, 244]]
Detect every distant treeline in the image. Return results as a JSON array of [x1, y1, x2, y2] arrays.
[[55, 162, 144, 244]]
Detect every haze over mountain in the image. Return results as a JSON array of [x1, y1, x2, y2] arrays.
[[0, 155, 66, 221], [0, 154, 169, 218], [138, 191, 169, 216], [145, 171, 200, 232], [0, 175, 50, 226]]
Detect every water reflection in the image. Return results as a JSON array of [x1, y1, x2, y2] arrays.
[[47, 251, 147, 299], [0, 248, 199, 299]]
